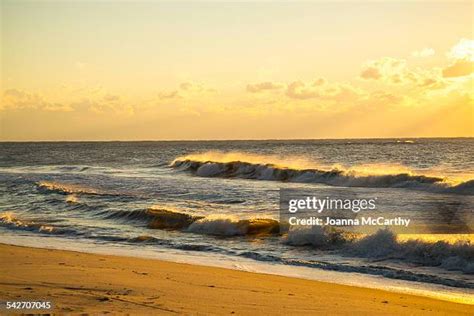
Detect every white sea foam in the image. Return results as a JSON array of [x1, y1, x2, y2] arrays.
[[172, 152, 474, 195]]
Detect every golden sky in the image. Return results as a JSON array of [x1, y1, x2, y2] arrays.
[[1, 1, 473, 140]]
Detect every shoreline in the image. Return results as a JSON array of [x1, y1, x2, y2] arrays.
[[2, 234, 472, 304], [0, 243, 472, 314]]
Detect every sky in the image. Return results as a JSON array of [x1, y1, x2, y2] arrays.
[[1, 1, 473, 140]]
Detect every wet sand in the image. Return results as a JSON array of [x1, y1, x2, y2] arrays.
[[0, 243, 472, 315]]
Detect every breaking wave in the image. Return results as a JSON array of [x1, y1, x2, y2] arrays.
[[171, 153, 474, 195], [2, 207, 473, 284], [188, 216, 280, 236], [101, 207, 280, 236], [99, 206, 473, 275], [0, 212, 71, 235], [286, 227, 474, 275]]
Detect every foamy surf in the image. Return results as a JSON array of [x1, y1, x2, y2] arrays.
[[2, 209, 472, 289], [86, 206, 474, 278], [286, 227, 474, 275]]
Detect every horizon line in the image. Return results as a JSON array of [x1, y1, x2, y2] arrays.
[[1, 136, 473, 143]]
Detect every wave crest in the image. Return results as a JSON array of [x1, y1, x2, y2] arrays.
[[286, 227, 474, 274], [101, 207, 280, 236], [188, 217, 280, 236], [99, 206, 473, 274], [0, 212, 58, 234], [171, 154, 473, 194], [37, 181, 100, 195], [147, 208, 201, 230]]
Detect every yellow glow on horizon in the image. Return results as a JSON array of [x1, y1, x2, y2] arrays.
[[1, 1, 473, 140]]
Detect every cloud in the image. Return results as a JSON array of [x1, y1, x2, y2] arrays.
[[244, 78, 364, 105], [179, 82, 197, 91], [411, 48, 435, 58], [1, 88, 136, 115], [71, 98, 134, 115], [442, 39, 474, 78], [285, 79, 363, 104], [285, 79, 328, 99], [3, 89, 42, 109], [4, 89, 25, 98], [360, 66, 382, 80], [286, 81, 319, 99], [447, 38, 473, 61], [442, 59, 474, 78], [179, 82, 215, 93], [158, 82, 216, 101], [159, 90, 180, 100], [1, 89, 72, 111], [246, 82, 285, 93], [360, 57, 408, 83], [359, 57, 444, 89]]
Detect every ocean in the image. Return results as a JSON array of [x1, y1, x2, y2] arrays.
[[1, 139, 473, 301]]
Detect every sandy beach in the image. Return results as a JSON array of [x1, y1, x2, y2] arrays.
[[0, 243, 472, 315]]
